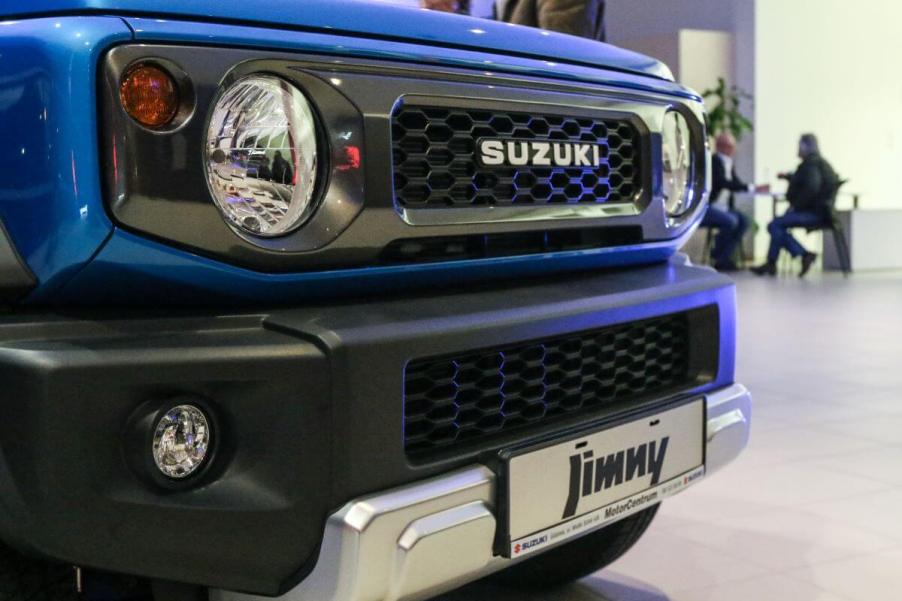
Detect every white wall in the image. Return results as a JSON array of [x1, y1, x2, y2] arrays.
[[678, 29, 733, 95], [753, 0, 902, 210]]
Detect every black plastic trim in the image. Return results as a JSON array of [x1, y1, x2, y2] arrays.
[[102, 47, 366, 258], [0, 260, 732, 595], [402, 306, 718, 458]]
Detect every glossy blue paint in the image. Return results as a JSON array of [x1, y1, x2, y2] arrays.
[[125, 17, 693, 100], [4, 0, 673, 82], [0, 17, 131, 294], [44, 228, 681, 306]]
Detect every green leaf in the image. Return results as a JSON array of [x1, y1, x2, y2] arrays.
[[700, 79, 754, 140]]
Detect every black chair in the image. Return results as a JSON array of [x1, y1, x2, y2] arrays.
[[701, 228, 714, 265], [791, 179, 852, 276], [773, 179, 858, 277]]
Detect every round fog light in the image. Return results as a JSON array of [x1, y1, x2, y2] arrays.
[[152, 405, 211, 479]]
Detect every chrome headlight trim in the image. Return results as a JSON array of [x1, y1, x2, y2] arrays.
[[205, 75, 320, 238], [661, 109, 698, 218]]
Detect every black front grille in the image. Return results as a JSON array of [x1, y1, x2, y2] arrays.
[[404, 309, 713, 456], [392, 105, 641, 209]]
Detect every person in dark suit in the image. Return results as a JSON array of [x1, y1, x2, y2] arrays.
[[421, 0, 471, 14], [420, 0, 605, 41], [701, 133, 760, 271], [751, 134, 838, 278], [495, 0, 606, 40]]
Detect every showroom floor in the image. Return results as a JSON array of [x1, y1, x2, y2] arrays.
[[440, 269, 902, 601]]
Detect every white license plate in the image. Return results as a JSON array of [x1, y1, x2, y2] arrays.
[[503, 400, 705, 558]]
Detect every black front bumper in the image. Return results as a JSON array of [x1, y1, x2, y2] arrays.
[[0, 259, 735, 595]]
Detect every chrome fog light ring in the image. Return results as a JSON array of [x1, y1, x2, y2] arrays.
[[152, 403, 213, 480]]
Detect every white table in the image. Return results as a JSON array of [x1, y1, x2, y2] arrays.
[[823, 209, 902, 271]]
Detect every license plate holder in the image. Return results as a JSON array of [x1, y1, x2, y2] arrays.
[[498, 399, 706, 558]]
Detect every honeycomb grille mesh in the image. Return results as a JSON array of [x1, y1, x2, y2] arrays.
[[391, 105, 641, 208], [404, 312, 694, 454]]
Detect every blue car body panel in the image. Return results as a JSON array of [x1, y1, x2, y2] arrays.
[[123, 16, 695, 100], [48, 228, 684, 306], [3, 0, 673, 82], [0, 17, 130, 297], [0, 11, 700, 305]]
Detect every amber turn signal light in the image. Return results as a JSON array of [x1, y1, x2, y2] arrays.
[[119, 64, 179, 128]]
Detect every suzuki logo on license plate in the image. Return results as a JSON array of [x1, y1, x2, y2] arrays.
[[477, 139, 602, 168]]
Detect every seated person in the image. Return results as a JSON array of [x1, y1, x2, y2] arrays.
[[752, 134, 838, 278], [701, 133, 762, 271]]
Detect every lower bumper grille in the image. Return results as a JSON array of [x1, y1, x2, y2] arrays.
[[404, 307, 716, 456]]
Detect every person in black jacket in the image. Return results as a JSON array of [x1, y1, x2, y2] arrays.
[[701, 133, 760, 271], [752, 134, 839, 277]]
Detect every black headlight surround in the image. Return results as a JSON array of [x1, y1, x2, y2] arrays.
[[101, 46, 365, 260]]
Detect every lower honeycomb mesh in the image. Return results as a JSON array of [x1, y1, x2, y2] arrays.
[[404, 311, 699, 455]]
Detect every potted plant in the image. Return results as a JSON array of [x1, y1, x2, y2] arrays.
[[702, 77, 754, 141]]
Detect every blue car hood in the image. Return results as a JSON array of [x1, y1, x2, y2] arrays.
[[4, 0, 672, 81]]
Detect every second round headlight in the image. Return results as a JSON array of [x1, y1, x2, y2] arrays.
[[661, 110, 696, 218], [205, 75, 318, 237]]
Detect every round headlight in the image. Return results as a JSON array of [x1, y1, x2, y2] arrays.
[[205, 75, 318, 237], [152, 405, 211, 479], [661, 111, 696, 217]]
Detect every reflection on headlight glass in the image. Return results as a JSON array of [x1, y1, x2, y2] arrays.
[[205, 75, 318, 237], [662, 111, 694, 217]]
